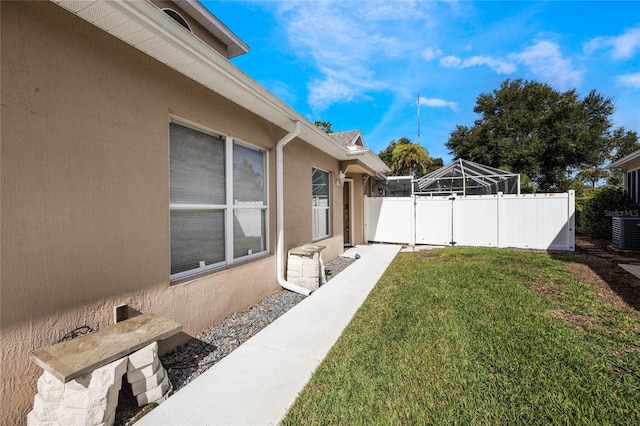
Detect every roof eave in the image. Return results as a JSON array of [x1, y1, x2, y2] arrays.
[[179, 0, 250, 58], [609, 149, 640, 169], [49, 0, 384, 171]]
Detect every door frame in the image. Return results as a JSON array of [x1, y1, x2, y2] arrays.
[[344, 179, 354, 246]]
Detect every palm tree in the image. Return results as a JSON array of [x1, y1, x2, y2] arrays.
[[391, 142, 432, 177]]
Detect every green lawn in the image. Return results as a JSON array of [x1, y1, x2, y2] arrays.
[[282, 248, 640, 425]]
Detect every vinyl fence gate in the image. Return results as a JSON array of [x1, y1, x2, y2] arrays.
[[364, 191, 575, 251]]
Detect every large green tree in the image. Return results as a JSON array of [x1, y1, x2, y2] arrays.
[[378, 137, 411, 167], [378, 137, 442, 177], [446, 79, 617, 191], [392, 143, 432, 177]]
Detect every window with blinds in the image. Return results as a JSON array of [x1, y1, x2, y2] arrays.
[[312, 167, 330, 240], [170, 121, 268, 281]]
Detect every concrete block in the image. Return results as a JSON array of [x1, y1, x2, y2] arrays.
[[135, 374, 171, 406], [304, 277, 320, 286], [287, 263, 302, 273], [130, 366, 166, 396], [37, 371, 65, 402], [57, 395, 117, 426], [287, 255, 302, 267], [302, 261, 320, 277], [287, 271, 302, 279], [151, 381, 173, 405], [72, 357, 128, 389], [32, 394, 60, 422], [27, 410, 59, 426], [126, 357, 160, 383], [128, 342, 158, 371], [301, 269, 319, 279], [62, 380, 121, 409]]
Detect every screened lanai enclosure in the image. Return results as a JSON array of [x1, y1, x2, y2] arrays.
[[413, 159, 520, 196]]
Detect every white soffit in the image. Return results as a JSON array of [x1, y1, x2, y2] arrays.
[[48, 0, 388, 173], [609, 148, 640, 169], [178, 0, 249, 58]]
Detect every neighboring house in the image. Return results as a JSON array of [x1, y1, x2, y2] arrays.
[[610, 149, 640, 203], [0, 1, 389, 423]]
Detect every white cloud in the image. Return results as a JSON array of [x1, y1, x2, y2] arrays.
[[440, 54, 515, 74], [422, 47, 443, 61], [585, 26, 640, 60], [308, 66, 384, 110], [419, 97, 458, 111], [514, 40, 582, 90], [308, 78, 355, 111], [463, 56, 516, 73], [617, 72, 640, 89], [440, 55, 462, 67], [275, 1, 443, 112], [437, 40, 581, 90]]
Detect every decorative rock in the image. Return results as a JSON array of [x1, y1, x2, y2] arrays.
[[135, 374, 171, 406], [130, 366, 166, 396], [30, 356, 127, 425], [72, 357, 128, 389], [128, 342, 158, 371], [37, 371, 64, 402], [26, 409, 58, 426], [152, 382, 173, 405], [31, 395, 59, 422], [62, 380, 121, 409], [57, 398, 117, 426], [126, 357, 160, 383]]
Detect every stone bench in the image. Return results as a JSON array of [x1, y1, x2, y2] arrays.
[[28, 313, 182, 426]]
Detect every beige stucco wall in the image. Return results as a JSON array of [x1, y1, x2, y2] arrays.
[[348, 174, 366, 245], [0, 2, 347, 424], [282, 140, 343, 260]]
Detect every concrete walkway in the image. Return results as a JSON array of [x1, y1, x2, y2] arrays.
[[575, 236, 640, 279], [138, 243, 401, 425]]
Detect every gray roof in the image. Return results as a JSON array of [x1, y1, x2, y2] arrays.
[[329, 130, 364, 147]]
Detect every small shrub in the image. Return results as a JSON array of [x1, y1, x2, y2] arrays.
[[580, 186, 639, 240]]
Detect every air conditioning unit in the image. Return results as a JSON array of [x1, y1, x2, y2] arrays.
[[612, 217, 640, 250]]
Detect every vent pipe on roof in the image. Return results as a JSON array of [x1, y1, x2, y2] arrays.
[[275, 121, 312, 296]]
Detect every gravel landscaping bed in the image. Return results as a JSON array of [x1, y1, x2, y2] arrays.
[[115, 255, 356, 425]]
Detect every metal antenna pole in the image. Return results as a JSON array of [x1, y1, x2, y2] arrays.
[[417, 91, 421, 145]]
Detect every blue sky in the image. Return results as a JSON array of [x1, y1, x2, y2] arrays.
[[203, 0, 640, 163]]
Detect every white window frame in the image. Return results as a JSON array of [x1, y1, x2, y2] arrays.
[[312, 167, 331, 241], [169, 117, 269, 282], [626, 168, 639, 203]]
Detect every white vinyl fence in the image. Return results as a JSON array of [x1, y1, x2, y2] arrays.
[[364, 191, 575, 251]]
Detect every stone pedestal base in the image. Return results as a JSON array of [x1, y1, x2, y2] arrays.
[[126, 342, 172, 407], [28, 342, 172, 425], [287, 244, 326, 291]]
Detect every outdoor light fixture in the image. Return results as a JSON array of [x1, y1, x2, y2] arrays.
[[336, 170, 346, 187]]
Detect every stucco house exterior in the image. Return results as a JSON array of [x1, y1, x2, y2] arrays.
[[0, 1, 389, 423], [610, 148, 640, 203]]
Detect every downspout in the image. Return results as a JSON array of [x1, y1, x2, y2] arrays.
[[276, 121, 312, 296]]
